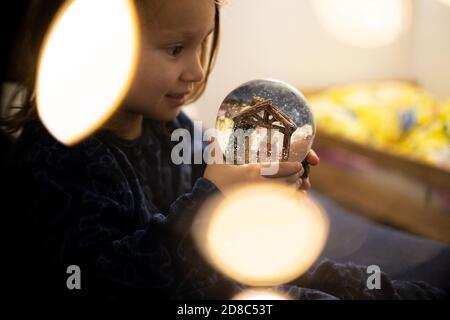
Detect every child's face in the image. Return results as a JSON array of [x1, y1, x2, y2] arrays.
[[122, 0, 215, 121]]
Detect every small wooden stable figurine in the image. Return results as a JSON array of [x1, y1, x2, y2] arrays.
[[232, 96, 298, 163]]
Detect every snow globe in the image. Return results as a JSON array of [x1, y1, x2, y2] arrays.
[[215, 79, 315, 175]]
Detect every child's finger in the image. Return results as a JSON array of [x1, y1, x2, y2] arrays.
[[299, 177, 311, 190], [306, 149, 320, 166], [285, 171, 302, 184], [261, 161, 302, 178], [265, 171, 301, 185]]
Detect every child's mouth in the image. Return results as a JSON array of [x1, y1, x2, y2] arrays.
[[166, 92, 189, 106]]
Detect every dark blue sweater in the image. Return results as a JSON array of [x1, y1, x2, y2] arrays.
[[6, 113, 239, 299], [4, 113, 447, 300]]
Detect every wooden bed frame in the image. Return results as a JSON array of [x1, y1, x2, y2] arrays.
[[299, 81, 449, 243], [311, 129, 450, 243]]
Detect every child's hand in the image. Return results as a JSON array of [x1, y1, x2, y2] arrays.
[[297, 149, 320, 191], [203, 137, 319, 194], [204, 160, 304, 195]]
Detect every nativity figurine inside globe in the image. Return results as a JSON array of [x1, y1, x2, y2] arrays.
[[215, 79, 315, 166]]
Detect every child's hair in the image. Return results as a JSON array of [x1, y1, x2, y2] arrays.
[[0, 0, 222, 136]]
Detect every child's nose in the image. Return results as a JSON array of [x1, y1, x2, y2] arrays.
[[181, 55, 205, 83]]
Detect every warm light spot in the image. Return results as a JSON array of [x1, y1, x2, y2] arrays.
[[192, 182, 329, 286], [232, 289, 291, 300], [36, 0, 140, 145], [440, 0, 450, 6], [312, 0, 412, 48]]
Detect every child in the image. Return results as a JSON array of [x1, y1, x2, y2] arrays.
[[2, 0, 317, 299], [2, 0, 445, 300]]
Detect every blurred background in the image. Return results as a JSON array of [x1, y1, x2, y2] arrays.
[[185, 0, 450, 126], [181, 0, 450, 246]]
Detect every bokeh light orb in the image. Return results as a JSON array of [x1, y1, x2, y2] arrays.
[[312, 0, 412, 48], [36, 0, 140, 145], [232, 288, 292, 300], [192, 182, 329, 286]]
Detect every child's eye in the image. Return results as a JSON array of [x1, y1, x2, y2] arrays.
[[166, 45, 184, 57]]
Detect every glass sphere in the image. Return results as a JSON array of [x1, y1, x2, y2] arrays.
[[215, 79, 315, 164]]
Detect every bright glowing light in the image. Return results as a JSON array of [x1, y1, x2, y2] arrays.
[[439, 0, 450, 6], [36, 0, 140, 145], [232, 289, 291, 300], [312, 0, 412, 48], [192, 182, 329, 286]]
